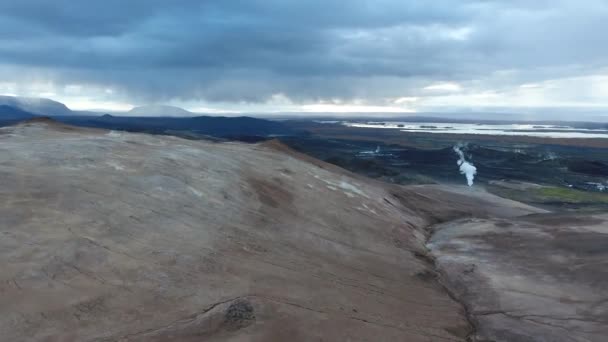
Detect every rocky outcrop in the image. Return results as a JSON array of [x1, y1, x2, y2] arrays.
[[428, 213, 608, 342]]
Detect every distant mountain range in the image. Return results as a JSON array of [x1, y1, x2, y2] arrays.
[[0, 96, 296, 140], [128, 105, 195, 117], [0, 95, 73, 116], [0, 96, 220, 118]]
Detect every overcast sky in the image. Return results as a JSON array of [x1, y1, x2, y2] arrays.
[[1, 0, 607, 117]]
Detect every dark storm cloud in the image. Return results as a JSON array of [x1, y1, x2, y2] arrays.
[[1, 0, 607, 103]]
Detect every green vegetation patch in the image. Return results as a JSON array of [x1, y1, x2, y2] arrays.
[[487, 184, 608, 209], [534, 187, 608, 204]]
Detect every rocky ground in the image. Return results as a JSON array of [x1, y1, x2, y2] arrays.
[[0, 119, 606, 341], [429, 212, 608, 342]]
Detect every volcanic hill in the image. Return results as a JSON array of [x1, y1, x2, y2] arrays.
[[0, 120, 605, 341]]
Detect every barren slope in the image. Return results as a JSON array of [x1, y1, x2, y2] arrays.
[[1, 120, 590, 342], [0, 121, 466, 341]]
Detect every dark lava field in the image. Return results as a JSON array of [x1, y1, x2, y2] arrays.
[[280, 135, 608, 210]]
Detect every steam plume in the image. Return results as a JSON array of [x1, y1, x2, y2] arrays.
[[453, 145, 477, 186]]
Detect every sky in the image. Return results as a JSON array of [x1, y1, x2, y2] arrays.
[[1, 0, 608, 118]]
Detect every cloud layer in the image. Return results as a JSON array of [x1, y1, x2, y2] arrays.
[[1, 0, 607, 114]]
